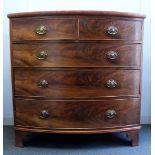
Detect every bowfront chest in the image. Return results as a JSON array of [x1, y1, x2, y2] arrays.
[[8, 11, 145, 147]]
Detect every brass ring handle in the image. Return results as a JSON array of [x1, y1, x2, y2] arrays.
[[37, 80, 48, 88], [107, 26, 118, 35], [39, 110, 49, 119], [106, 109, 116, 119], [106, 79, 117, 88], [35, 25, 47, 35], [106, 51, 118, 60], [37, 51, 48, 60]]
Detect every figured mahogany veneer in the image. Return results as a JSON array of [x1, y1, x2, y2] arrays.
[[11, 18, 77, 41], [12, 43, 141, 67], [79, 18, 142, 41], [8, 11, 145, 147], [15, 98, 140, 129], [14, 69, 140, 98]]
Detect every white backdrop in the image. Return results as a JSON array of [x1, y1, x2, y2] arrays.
[[3, 0, 151, 124]]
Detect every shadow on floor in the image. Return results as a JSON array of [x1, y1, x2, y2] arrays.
[[24, 132, 130, 149]]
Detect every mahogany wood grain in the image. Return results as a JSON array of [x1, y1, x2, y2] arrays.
[[79, 18, 142, 41], [11, 18, 77, 41], [15, 98, 140, 129], [12, 43, 141, 67], [15, 126, 141, 134], [8, 11, 145, 147], [14, 69, 140, 98], [7, 11, 146, 18]]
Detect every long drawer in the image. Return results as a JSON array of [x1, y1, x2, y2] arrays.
[[14, 69, 140, 98], [12, 43, 141, 67], [15, 98, 140, 129]]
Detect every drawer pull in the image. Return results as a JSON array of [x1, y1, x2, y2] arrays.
[[106, 109, 117, 119], [35, 25, 47, 35], [106, 51, 118, 60], [39, 110, 49, 119], [37, 80, 48, 88], [107, 26, 118, 35], [37, 51, 48, 60], [106, 79, 117, 88]]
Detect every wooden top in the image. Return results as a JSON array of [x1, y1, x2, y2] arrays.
[[7, 10, 146, 18]]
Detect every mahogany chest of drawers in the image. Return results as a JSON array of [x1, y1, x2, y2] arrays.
[[8, 11, 145, 147]]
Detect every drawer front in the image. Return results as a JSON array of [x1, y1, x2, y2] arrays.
[[11, 18, 77, 41], [12, 43, 141, 67], [15, 98, 140, 128], [14, 70, 140, 98], [79, 18, 142, 40]]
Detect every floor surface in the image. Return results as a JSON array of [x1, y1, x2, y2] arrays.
[[3, 125, 150, 155]]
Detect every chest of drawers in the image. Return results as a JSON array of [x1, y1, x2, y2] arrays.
[[8, 11, 145, 147]]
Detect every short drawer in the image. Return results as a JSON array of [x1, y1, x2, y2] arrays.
[[11, 18, 77, 41], [15, 98, 140, 129], [14, 69, 140, 98], [12, 43, 141, 67], [79, 18, 142, 40]]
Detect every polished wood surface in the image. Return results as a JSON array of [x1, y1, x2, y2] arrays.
[[12, 43, 141, 67], [79, 18, 142, 40], [15, 126, 141, 134], [7, 11, 146, 18], [11, 18, 77, 41], [15, 98, 140, 129], [14, 69, 140, 98], [8, 11, 145, 147]]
